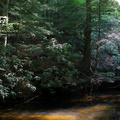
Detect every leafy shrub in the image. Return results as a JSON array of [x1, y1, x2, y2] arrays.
[[0, 44, 36, 100], [0, 40, 82, 100], [18, 39, 81, 89], [93, 38, 120, 71]]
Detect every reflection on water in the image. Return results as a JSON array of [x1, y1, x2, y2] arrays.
[[0, 91, 120, 120]]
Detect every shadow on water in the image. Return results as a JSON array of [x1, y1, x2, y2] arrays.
[[0, 91, 120, 120]]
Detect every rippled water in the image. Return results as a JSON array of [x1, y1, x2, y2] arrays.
[[0, 91, 120, 120]]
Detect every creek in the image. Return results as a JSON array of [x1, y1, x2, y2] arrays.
[[0, 90, 120, 120]]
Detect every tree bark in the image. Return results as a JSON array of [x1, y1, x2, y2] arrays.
[[81, 0, 92, 75]]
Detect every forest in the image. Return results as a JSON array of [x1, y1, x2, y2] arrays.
[[0, 0, 120, 105]]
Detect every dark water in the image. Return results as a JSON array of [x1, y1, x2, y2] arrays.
[[0, 91, 120, 120]]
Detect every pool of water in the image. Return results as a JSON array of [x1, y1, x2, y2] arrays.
[[0, 91, 120, 120]]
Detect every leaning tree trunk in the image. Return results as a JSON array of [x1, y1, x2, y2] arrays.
[[81, 0, 92, 75]]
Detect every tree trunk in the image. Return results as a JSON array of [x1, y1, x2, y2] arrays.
[[81, 0, 92, 75]]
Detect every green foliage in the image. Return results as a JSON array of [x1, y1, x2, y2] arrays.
[[112, 55, 120, 64], [0, 44, 36, 100], [104, 72, 115, 77], [7, 0, 56, 42], [18, 39, 81, 89], [0, 0, 120, 101]]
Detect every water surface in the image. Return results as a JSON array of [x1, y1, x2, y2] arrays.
[[0, 91, 120, 120]]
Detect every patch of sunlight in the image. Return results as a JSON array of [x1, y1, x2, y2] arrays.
[[116, 0, 120, 4], [72, 94, 120, 103], [72, 95, 94, 102], [0, 105, 115, 120], [76, 105, 115, 114], [0, 114, 79, 120], [74, 105, 116, 120]]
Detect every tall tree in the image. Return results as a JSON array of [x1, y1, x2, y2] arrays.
[[81, 0, 92, 74]]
